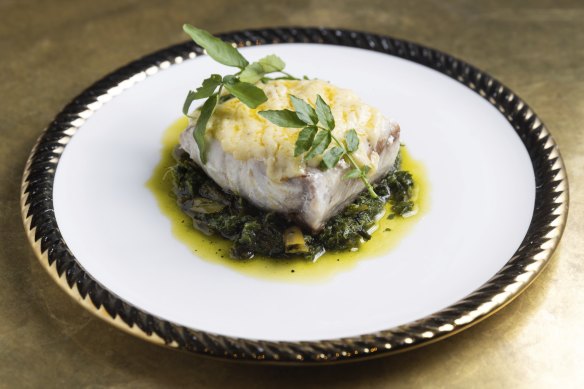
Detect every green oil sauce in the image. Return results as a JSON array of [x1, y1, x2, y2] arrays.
[[147, 117, 429, 282]]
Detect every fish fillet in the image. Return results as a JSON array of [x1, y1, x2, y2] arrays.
[[179, 120, 400, 232]]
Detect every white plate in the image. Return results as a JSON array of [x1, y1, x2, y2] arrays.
[[22, 28, 568, 363]]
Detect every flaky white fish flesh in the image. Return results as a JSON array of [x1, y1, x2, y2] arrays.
[[179, 120, 400, 232]]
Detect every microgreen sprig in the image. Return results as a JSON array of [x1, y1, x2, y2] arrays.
[[181, 24, 297, 163], [259, 95, 378, 198]]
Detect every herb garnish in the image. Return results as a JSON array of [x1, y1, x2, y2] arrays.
[[182, 24, 296, 162], [181, 25, 377, 198], [259, 95, 378, 198]]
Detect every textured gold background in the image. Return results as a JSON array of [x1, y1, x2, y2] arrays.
[[1, 0, 582, 387]]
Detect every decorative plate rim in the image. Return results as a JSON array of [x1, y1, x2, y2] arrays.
[[20, 27, 569, 364]]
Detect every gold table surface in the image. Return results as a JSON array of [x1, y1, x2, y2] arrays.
[[1, 0, 582, 387]]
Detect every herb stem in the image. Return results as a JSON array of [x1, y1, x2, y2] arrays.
[[318, 126, 378, 198], [280, 71, 298, 79]]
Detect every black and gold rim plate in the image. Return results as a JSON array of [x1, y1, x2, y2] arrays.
[[20, 27, 568, 364]]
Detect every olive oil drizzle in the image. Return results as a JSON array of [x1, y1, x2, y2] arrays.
[[147, 117, 429, 282]]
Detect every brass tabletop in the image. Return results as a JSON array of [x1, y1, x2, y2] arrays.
[[1, 0, 582, 387]]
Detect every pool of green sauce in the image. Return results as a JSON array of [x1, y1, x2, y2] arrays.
[[146, 117, 429, 282]]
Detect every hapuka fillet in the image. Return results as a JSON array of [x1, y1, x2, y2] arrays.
[[179, 79, 400, 232]]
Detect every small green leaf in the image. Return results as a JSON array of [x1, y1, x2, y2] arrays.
[[258, 54, 285, 72], [223, 79, 268, 108], [240, 55, 287, 84], [192, 74, 222, 99], [219, 94, 235, 104], [239, 62, 265, 84], [183, 91, 198, 116], [193, 93, 219, 164], [259, 110, 306, 128], [343, 168, 362, 179], [294, 126, 318, 156], [183, 24, 249, 69], [290, 95, 318, 125], [222, 74, 237, 84], [345, 129, 359, 152], [315, 95, 335, 130], [182, 74, 222, 115], [321, 146, 345, 169], [304, 130, 331, 161]]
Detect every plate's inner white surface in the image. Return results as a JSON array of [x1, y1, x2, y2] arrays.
[[54, 44, 535, 342]]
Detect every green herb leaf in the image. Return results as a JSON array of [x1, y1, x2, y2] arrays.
[[183, 91, 198, 117], [223, 79, 268, 108], [222, 74, 237, 83], [191, 74, 222, 99], [183, 24, 249, 69], [345, 129, 359, 152], [240, 55, 288, 83], [258, 54, 285, 72], [219, 94, 235, 104], [315, 94, 335, 130], [193, 93, 219, 164], [343, 168, 362, 179], [321, 146, 345, 169], [294, 126, 318, 156], [259, 109, 306, 128], [290, 95, 318, 125], [304, 130, 331, 161], [239, 62, 265, 84], [182, 74, 222, 116]]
